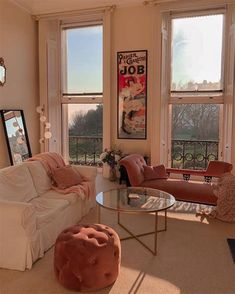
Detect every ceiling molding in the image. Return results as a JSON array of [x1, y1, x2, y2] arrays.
[[9, 0, 146, 15], [33, 5, 116, 20], [143, 0, 178, 5], [9, 0, 33, 14]]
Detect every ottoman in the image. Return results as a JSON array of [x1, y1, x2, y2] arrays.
[[54, 224, 121, 292]]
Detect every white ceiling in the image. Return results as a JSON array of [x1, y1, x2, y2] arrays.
[[11, 0, 148, 15]]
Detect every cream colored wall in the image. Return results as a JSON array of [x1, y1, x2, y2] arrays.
[[0, 0, 39, 168], [111, 6, 156, 158]]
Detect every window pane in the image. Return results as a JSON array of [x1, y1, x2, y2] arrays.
[[64, 25, 103, 94], [171, 104, 220, 169], [66, 104, 103, 165], [171, 14, 224, 92]]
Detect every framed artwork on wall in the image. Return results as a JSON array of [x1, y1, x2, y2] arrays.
[[117, 50, 147, 139], [0, 110, 32, 165]]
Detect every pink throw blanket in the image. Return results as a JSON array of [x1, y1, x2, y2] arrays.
[[28, 152, 92, 199]]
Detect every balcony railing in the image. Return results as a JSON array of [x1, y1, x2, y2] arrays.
[[171, 139, 219, 170], [69, 136, 102, 166], [68, 136, 219, 170]]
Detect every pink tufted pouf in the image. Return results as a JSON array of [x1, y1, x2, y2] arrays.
[[54, 224, 121, 292]]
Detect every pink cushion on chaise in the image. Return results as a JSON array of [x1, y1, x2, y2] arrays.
[[143, 165, 168, 180]]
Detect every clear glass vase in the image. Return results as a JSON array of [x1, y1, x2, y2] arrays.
[[109, 167, 117, 181]]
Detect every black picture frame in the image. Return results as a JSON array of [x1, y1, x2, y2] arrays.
[[117, 50, 148, 139], [0, 109, 32, 165]]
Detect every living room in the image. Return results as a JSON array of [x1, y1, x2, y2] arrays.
[[0, 0, 235, 293]]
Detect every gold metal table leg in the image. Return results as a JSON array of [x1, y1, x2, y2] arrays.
[[98, 204, 169, 255], [154, 212, 158, 255], [118, 211, 120, 225], [97, 205, 101, 223], [165, 210, 167, 231]]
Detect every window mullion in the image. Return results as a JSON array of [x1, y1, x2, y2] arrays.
[[169, 96, 224, 105], [61, 96, 103, 104]]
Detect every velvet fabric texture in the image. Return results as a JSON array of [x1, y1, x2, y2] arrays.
[[167, 160, 233, 178], [54, 224, 121, 292], [119, 154, 147, 186], [52, 166, 83, 189], [143, 165, 168, 180], [119, 154, 219, 205]]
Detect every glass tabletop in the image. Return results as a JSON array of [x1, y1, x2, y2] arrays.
[[96, 187, 175, 213]]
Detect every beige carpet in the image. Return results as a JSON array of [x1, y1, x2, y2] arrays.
[[0, 170, 235, 294]]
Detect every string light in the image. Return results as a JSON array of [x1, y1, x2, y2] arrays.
[[36, 105, 52, 144]]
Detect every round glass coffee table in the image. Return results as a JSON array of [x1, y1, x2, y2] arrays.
[[96, 187, 175, 255]]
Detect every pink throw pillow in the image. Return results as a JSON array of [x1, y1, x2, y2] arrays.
[[143, 165, 168, 180], [52, 166, 83, 189]]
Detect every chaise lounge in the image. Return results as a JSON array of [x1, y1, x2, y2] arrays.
[[119, 154, 233, 205]]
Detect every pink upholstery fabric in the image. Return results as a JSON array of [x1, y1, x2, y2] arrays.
[[119, 154, 146, 186], [143, 165, 168, 180], [166, 160, 233, 178], [204, 160, 233, 177], [52, 166, 83, 189], [141, 179, 217, 205], [54, 224, 121, 292], [119, 154, 218, 205]]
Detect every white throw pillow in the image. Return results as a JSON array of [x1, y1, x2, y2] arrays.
[[0, 164, 38, 202], [25, 161, 52, 195]]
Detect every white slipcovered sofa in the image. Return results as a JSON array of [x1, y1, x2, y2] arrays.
[[0, 161, 97, 271]]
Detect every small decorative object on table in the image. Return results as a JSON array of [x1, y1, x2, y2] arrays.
[[100, 148, 122, 181]]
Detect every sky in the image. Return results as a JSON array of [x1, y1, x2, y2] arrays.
[[172, 14, 223, 87], [5, 116, 24, 137], [65, 25, 103, 94], [65, 15, 223, 95]]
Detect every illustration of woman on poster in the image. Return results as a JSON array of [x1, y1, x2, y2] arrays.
[[118, 50, 147, 139]]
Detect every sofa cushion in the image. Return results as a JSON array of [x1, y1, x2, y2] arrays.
[[29, 197, 69, 229], [25, 161, 52, 195], [40, 189, 78, 205], [0, 164, 38, 202], [143, 165, 168, 180], [52, 165, 83, 189]]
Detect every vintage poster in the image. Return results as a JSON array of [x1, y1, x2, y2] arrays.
[[117, 50, 147, 139]]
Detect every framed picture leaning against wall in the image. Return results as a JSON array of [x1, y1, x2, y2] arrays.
[[0, 109, 31, 165], [117, 50, 147, 139]]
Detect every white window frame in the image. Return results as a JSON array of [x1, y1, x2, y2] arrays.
[[169, 8, 226, 102], [60, 21, 105, 162], [165, 8, 227, 169]]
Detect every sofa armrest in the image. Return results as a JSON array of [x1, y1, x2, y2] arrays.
[[72, 165, 97, 181], [0, 200, 35, 228], [0, 200, 37, 270]]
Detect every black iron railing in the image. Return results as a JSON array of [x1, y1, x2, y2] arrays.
[[69, 136, 219, 170], [69, 136, 103, 166], [171, 139, 219, 169]]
